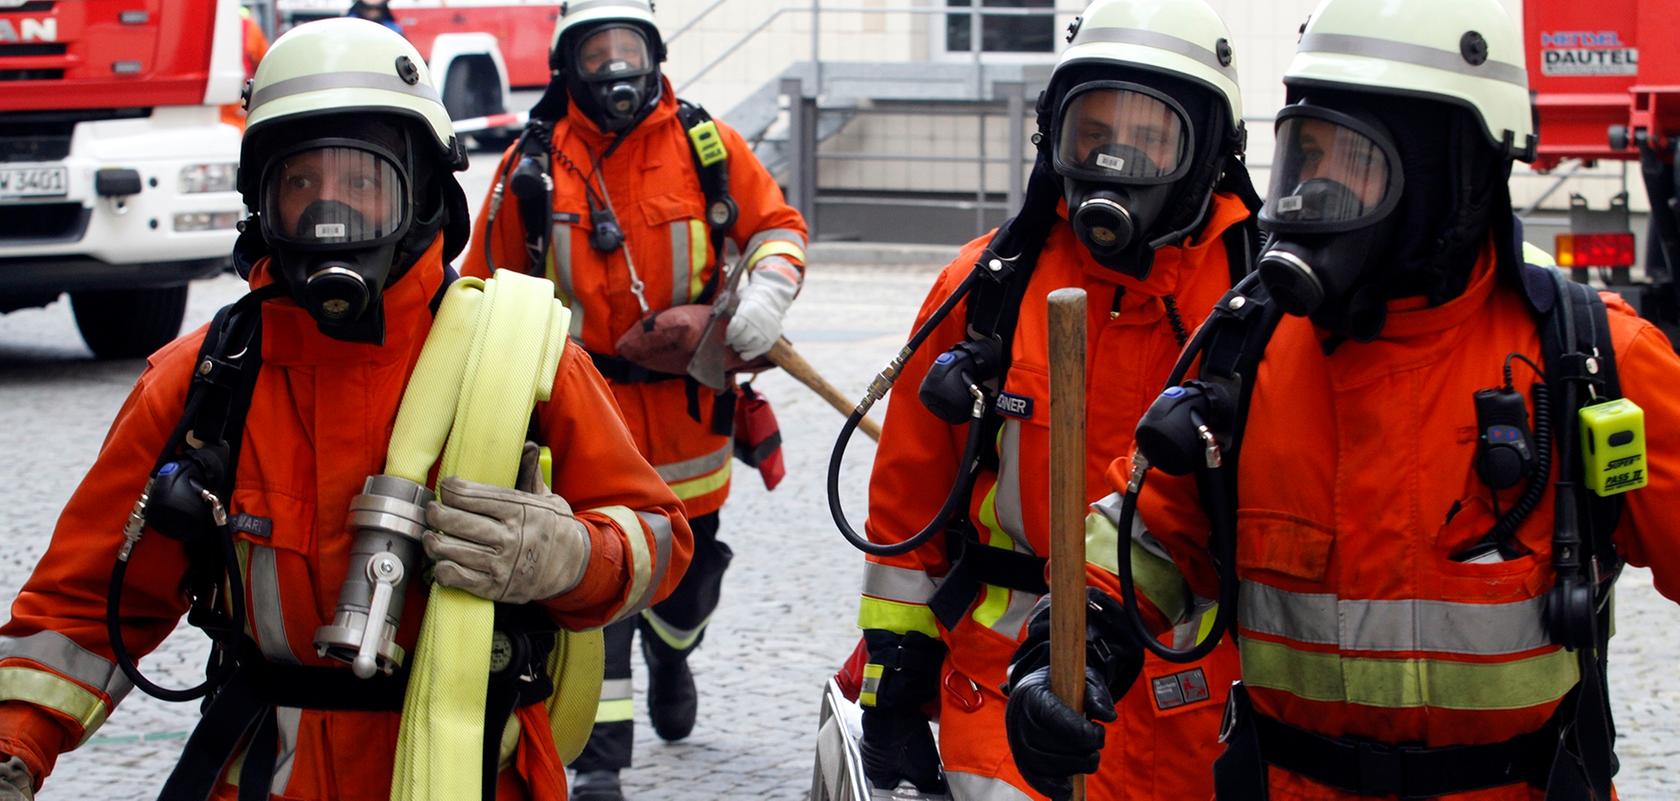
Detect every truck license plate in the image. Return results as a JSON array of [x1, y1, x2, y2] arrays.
[[0, 166, 68, 201]]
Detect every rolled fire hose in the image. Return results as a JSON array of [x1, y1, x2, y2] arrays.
[[384, 269, 599, 800]]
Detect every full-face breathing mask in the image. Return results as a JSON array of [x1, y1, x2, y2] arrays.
[[566, 24, 660, 133], [1254, 102, 1406, 340], [1050, 81, 1195, 277], [255, 136, 415, 341]]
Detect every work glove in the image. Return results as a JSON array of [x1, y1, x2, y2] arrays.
[[0, 756, 33, 801], [1002, 589, 1144, 801], [423, 442, 591, 604], [857, 629, 949, 794], [725, 256, 799, 360]]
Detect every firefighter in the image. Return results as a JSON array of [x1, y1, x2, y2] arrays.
[[0, 19, 690, 800], [219, 6, 270, 129], [1002, 0, 1680, 799], [462, 1, 807, 798], [853, 1, 1255, 799], [347, 0, 405, 37]]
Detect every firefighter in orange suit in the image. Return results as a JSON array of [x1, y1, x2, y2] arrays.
[[462, 1, 806, 798], [853, 1, 1256, 799], [1003, 0, 1680, 799], [0, 20, 690, 801]]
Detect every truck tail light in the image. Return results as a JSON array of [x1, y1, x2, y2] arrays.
[[1555, 232, 1636, 268]]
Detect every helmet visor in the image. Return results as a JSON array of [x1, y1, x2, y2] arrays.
[[1260, 107, 1402, 232], [261, 145, 407, 247], [575, 26, 652, 80], [1054, 83, 1190, 184]]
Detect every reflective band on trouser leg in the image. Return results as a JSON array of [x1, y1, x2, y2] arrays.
[[1239, 638, 1580, 711], [947, 771, 1037, 801], [593, 678, 633, 724], [0, 666, 112, 742], [549, 219, 583, 338], [389, 270, 571, 801], [657, 443, 732, 502], [640, 608, 710, 652]]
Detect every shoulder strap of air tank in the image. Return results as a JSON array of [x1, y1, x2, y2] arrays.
[[677, 99, 735, 303], [1531, 266, 1625, 559]]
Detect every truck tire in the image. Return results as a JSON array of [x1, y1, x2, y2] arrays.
[[71, 285, 189, 360]]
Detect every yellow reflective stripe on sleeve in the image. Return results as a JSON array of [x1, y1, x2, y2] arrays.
[[859, 663, 884, 708], [1130, 542, 1189, 625], [857, 596, 940, 637], [0, 665, 111, 741], [746, 239, 806, 269], [688, 219, 708, 301], [1240, 638, 1581, 711], [589, 504, 651, 623]]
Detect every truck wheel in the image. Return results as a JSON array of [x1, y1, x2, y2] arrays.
[[71, 286, 189, 360]]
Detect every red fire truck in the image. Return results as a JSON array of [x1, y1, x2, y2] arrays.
[[0, 0, 246, 359], [273, 1, 558, 136], [1525, 0, 1680, 342]]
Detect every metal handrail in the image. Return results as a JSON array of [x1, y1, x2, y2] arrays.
[[675, 4, 1083, 95], [666, 0, 733, 45]]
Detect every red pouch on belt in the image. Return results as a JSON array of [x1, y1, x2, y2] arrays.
[[733, 382, 785, 490]]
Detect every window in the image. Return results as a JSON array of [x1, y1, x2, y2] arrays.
[[944, 0, 1056, 55]]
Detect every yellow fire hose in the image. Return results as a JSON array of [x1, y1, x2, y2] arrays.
[[382, 269, 599, 800]]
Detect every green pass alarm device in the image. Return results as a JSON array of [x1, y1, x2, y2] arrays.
[[1580, 398, 1647, 496]]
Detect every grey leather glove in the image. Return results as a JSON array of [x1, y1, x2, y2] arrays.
[[423, 442, 591, 604], [0, 756, 34, 801]]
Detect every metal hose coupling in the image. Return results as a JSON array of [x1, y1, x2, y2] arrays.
[[313, 474, 432, 678]]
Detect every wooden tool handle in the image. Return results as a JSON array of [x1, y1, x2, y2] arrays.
[[767, 338, 882, 442], [1046, 288, 1089, 801]]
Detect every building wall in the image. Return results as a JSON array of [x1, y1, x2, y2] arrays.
[[659, 0, 1643, 216]]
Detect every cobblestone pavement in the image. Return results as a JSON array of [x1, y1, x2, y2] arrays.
[[1, 170, 1676, 800]]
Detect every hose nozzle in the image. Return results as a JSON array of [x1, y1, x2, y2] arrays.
[[313, 475, 431, 677]]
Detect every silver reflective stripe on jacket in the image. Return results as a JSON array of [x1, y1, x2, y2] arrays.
[[1239, 581, 1553, 656], [249, 544, 300, 664], [551, 217, 583, 337], [947, 771, 1037, 801], [656, 443, 732, 484], [861, 562, 942, 606]]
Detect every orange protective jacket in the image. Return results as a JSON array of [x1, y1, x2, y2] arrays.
[[860, 194, 1251, 801], [463, 81, 808, 518], [1088, 246, 1680, 800], [0, 242, 693, 801]]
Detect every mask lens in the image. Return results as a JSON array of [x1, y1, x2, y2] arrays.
[[1262, 113, 1396, 229], [262, 146, 406, 246], [1055, 86, 1188, 181], [575, 26, 651, 80]]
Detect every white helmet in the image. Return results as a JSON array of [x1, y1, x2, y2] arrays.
[[1285, 0, 1535, 161], [1054, 0, 1242, 127], [552, 0, 665, 70], [240, 16, 465, 202]]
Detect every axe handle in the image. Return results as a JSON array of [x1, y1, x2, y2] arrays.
[[767, 338, 882, 443], [1047, 288, 1088, 801]]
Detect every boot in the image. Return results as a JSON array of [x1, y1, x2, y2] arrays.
[[571, 770, 624, 801], [641, 635, 697, 741]]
